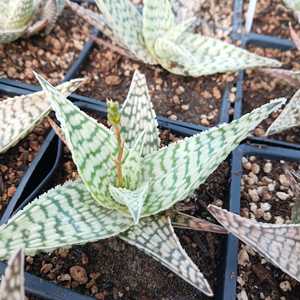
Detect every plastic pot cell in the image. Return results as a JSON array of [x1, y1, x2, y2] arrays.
[[0, 97, 231, 300], [222, 142, 300, 300]]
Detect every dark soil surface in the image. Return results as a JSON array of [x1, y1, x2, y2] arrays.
[[242, 45, 300, 144], [0, 7, 90, 85], [0, 95, 50, 216], [245, 0, 300, 38], [77, 2, 236, 127], [237, 156, 300, 299], [25, 113, 229, 300]]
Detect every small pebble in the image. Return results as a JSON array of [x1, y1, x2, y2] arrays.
[[249, 189, 259, 202], [238, 248, 250, 266], [237, 289, 248, 300], [263, 162, 272, 173], [276, 192, 289, 201], [260, 203, 271, 212], [69, 266, 88, 285], [279, 281, 292, 292], [279, 174, 289, 187], [263, 212, 272, 221]]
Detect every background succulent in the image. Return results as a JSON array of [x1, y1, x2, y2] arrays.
[[0, 249, 25, 300], [0, 0, 65, 43], [67, 0, 281, 77], [0, 78, 85, 154], [208, 204, 300, 285]]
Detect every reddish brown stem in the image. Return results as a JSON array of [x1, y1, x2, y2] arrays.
[[114, 126, 125, 187]]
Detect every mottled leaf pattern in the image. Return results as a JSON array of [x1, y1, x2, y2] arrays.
[[285, 170, 300, 224], [284, 0, 300, 22], [119, 215, 213, 296], [143, 0, 175, 56], [155, 33, 281, 76], [40, 0, 65, 34], [0, 180, 133, 260], [290, 23, 300, 51], [260, 68, 300, 88], [0, 0, 34, 43], [141, 98, 286, 216], [208, 205, 300, 283], [0, 249, 25, 300], [171, 0, 203, 23], [171, 211, 227, 234], [35, 74, 126, 212], [0, 0, 64, 43], [266, 89, 300, 135], [95, 0, 156, 64], [0, 78, 85, 154], [120, 70, 160, 156], [109, 183, 149, 224]]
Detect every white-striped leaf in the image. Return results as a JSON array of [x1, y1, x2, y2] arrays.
[[0, 249, 25, 300], [109, 182, 149, 224], [95, 0, 156, 64], [0, 0, 34, 43], [266, 89, 300, 136], [120, 70, 160, 156], [0, 78, 85, 154], [141, 98, 286, 216], [155, 32, 281, 77], [143, 0, 175, 57], [119, 214, 213, 296], [0, 180, 133, 260], [35, 73, 126, 212], [208, 205, 300, 284]]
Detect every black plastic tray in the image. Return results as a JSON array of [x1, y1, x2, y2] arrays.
[[222, 142, 300, 300], [0, 93, 230, 300], [232, 0, 300, 150]]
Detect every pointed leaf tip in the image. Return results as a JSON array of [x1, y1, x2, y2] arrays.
[[120, 215, 214, 296], [109, 183, 149, 224], [266, 91, 300, 136]]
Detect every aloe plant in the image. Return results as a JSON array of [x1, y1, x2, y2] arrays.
[[67, 0, 281, 77], [266, 89, 300, 136], [0, 249, 25, 300], [0, 0, 65, 43], [0, 78, 85, 154], [0, 70, 285, 296], [208, 204, 300, 283], [284, 0, 300, 22]]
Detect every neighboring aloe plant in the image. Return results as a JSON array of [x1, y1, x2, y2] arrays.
[[0, 0, 65, 43], [266, 89, 300, 136], [67, 0, 281, 77], [0, 249, 25, 300], [0, 78, 85, 154], [208, 204, 300, 283], [284, 0, 300, 22], [0, 70, 286, 296]]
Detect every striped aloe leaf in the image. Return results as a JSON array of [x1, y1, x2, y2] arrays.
[[266, 89, 300, 136], [0, 180, 133, 259], [120, 70, 160, 156], [120, 214, 214, 296], [284, 0, 300, 21], [0, 72, 286, 297], [0, 249, 25, 300], [0, 0, 65, 43], [208, 205, 300, 283], [69, 0, 281, 76], [0, 78, 85, 154]]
